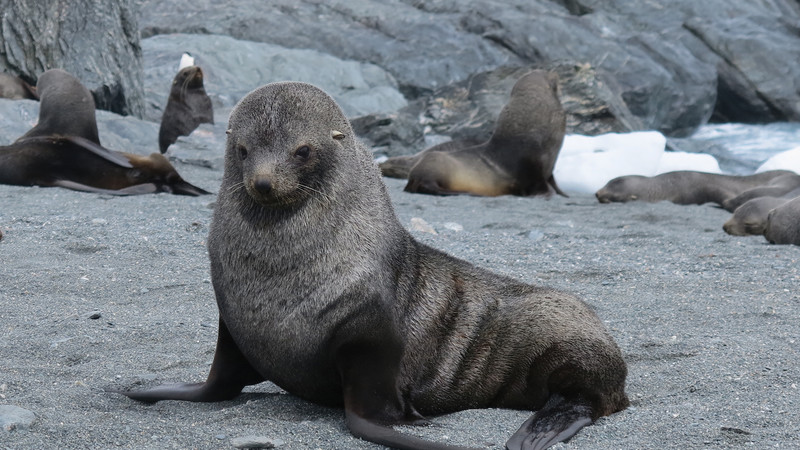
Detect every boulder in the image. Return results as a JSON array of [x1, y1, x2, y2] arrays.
[[141, 33, 407, 123], [354, 62, 643, 157], [0, 0, 145, 117], [137, 0, 800, 136]]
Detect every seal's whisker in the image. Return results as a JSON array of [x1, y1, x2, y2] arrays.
[[298, 183, 333, 204], [227, 181, 246, 195]]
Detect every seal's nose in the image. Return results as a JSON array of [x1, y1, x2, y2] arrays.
[[254, 177, 272, 194]]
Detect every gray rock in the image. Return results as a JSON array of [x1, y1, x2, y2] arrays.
[[685, 15, 800, 123], [355, 62, 642, 157], [230, 435, 285, 449], [0, 405, 36, 432], [141, 33, 407, 123], [136, 0, 800, 135], [137, 0, 520, 96], [0, 0, 145, 117]]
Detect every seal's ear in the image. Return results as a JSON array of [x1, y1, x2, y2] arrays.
[[332, 130, 345, 140], [226, 129, 232, 135]]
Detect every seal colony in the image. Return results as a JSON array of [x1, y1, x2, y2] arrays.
[[118, 82, 629, 449], [0, 69, 209, 196], [596, 169, 800, 245], [379, 70, 567, 197], [594, 170, 796, 206]]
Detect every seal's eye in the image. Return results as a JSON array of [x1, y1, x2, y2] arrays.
[[294, 145, 311, 160], [238, 145, 248, 160]]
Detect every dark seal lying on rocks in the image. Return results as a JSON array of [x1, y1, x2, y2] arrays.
[[595, 170, 796, 206], [158, 64, 214, 154], [379, 70, 567, 197], [117, 81, 629, 450], [0, 69, 209, 196]]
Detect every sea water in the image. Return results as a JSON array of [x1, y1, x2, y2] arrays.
[[686, 122, 800, 172]]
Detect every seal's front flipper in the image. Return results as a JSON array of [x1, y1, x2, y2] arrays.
[[57, 135, 134, 168], [505, 394, 593, 450], [116, 318, 264, 403], [51, 179, 138, 195], [338, 343, 478, 450]]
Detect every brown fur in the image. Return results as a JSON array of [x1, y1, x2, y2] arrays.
[[381, 70, 567, 197], [119, 82, 628, 450], [596, 170, 795, 206]]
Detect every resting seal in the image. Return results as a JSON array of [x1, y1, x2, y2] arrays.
[[380, 70, 567, 197], [764, 195, 800, 245], [117, 81, 628, 450], [720, 172, 800, 212], [595, 170, 795, 206], [0, 72, 37, 100], [723, 196, 792, 236], [0, 69, 209, 196], [158, 65, 214, 154]]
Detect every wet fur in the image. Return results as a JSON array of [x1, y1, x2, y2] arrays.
[[119, 82, 628, 450]]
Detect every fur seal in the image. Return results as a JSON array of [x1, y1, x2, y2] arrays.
[[0, 73, 37, 100], [595, 170, 796, 206], [720, 172, 800, 212], [723, 196, 793, 236], [380, 70, 567, 197], [117, 81, 628, 450], [764, 195, 800, 245], [0, 69, 209, 196], [158, 65, 214, 154]]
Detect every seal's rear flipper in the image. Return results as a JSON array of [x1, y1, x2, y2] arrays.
[[113, 318, 264, 403], [163, 179, 212, 196], [505, 394, 593, 450], [548, 175, 569, 198]]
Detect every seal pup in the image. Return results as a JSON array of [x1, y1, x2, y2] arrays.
[[158, 64, 214, 154], [381, 70, 567, 197], [0, 73, 37, 100], [117, 81, 628, 450], [595, 170, 796, 205], [764, 195, 800, 245], [0, 69, 209, 196], [723, 196, 794, 236], [720, 172, 800, 212]]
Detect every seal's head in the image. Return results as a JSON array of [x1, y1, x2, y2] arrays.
[[595, 175, 648, 203], [223, 82, 357, 208], [172, 66, 205, 94]]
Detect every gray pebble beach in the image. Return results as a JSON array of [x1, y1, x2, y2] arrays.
[[1, 157, 798, 448]]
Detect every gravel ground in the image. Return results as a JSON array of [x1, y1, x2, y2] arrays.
[[1, 155, 799, 449]]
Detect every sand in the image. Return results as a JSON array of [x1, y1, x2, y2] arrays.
[[1, 159, 799, 448]]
